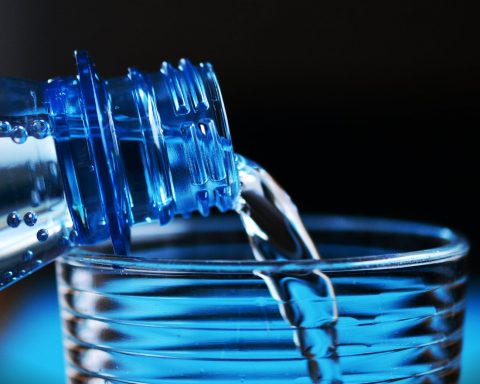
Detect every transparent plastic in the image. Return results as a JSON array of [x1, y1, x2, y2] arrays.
[[0, 51, 239, 289]]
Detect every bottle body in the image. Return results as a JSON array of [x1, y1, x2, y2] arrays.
[[0, 51, 239, 289], [0, 126, 72, 288]]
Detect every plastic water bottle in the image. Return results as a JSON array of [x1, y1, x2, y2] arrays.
[[1, 51, 342, 382], [0, 51, 239, 289]]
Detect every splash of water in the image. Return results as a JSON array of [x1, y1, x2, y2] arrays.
[[236, 156, 342, 383]]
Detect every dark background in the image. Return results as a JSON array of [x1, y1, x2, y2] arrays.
[[1, 1, 479, 253]]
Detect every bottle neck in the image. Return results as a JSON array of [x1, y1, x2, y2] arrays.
[[44, 52, 239, 254]]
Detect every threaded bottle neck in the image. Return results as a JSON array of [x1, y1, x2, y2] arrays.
[[45, 51, 239, 254]]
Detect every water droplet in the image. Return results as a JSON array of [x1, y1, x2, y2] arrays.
[[0, 120, 12, 134], [37, 229, 49, 242], [11, 125, 28, 144], [69, 229, 78, 242], [60, 235, 70, 245], [7, 212, 21, 228], [35, 259, 43, 265], [23, 211, 38, 226], [19, 269, 27, 276], [3, 271, 14, 282], [31, 119, 51, 139], [23, 250, 34, 262]]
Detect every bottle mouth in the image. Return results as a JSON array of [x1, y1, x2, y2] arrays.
[[46, 51, 239, 255]]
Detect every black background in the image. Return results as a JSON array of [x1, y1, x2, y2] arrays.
[[1, 0, 479, 269]]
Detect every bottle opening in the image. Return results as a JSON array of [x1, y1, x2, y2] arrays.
[[45, 51, 239, 254]]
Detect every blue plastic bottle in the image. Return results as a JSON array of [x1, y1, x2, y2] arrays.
[[0, 51, 239, 289]]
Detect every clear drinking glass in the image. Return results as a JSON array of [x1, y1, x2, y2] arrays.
[[56, 215, 468, 384]]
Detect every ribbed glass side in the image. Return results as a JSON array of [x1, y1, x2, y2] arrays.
[[56, 217, 467, 383]]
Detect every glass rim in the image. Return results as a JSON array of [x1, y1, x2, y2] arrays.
[[61, 215, 469, 273]]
